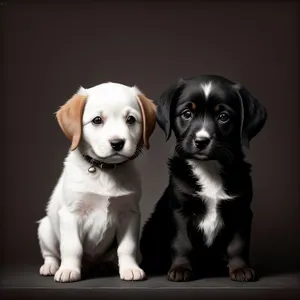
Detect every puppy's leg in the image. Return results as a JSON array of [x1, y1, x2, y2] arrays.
[[116, 208, 146, 281], [168, 254, 193, 282], [38, 216, 60, 276], [168, 211, 193, 282], [227, 211, 256, 282], [54, 206, 83, 283]]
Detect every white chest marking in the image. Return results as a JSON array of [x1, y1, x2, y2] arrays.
[[187, 160, 234, 247]]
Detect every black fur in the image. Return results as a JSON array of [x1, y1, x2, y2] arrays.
[[140, 75, 267, 282]]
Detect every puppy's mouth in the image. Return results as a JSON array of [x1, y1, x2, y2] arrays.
[[193, 153, 210, 161], [176, 143, 212, 161], [80, 142, 143, 164], [84, 147, 131, 164], [93, 153, 130, 164]]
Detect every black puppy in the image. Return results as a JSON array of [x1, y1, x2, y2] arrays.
[[140, 75, 267, 282]]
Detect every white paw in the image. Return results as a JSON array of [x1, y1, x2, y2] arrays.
[[54, 267, 81, 283], [120, 267, 146, 281], [39, 263, 59, 276]]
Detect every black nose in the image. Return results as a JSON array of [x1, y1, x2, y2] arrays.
[[110, 139, 125, 151], [194, 137, 210, 150]]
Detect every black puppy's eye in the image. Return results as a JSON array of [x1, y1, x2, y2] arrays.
[[182, 109, 193, 120], [92, 116, 103, 125], [218, 112, 230, 123], [126, 115, 136, 125]]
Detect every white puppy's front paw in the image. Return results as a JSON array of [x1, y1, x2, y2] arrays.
[[40, 263, 59, 276], [54, 267, 81, 283], [120, 267, 146, 281]]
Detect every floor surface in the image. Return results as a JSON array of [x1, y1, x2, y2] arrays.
[[0, 265, 299, 299]]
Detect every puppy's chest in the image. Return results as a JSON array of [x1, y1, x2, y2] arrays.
[[74, 195, 109, 218], [73, 195, 114, 233], [72, 195, 116, 256], [188, 161, 233, 247]]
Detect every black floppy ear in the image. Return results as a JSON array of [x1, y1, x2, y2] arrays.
[[155, 79, 185, 140], [234, 84, 268, 148]]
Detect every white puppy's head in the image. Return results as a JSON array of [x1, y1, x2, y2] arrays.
[[56, 82, 156, 164]]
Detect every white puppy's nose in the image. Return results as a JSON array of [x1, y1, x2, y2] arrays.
[[110, 139, 125, 151]]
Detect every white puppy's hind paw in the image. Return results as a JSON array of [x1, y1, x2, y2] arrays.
[[54, 268, 81, 283], [120, 267, 146, 281], [39, 263, 59, 276]]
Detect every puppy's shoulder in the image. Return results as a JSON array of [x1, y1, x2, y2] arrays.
[[222, 159, 253, 190], [168, 155, 194, 180], [168, 155, 199, 191]]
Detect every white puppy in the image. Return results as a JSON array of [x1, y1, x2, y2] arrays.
[[37, 82, 156, 283]]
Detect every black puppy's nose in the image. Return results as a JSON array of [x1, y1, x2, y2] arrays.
[[110, 139, 125, 151], [194, 137, 210, 150]]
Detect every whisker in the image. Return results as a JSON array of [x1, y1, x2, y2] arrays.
[[175, 140, 184, 154]]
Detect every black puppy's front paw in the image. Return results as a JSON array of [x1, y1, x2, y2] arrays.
[[230, 267, 257, 282], [167, 266, 194, 282]]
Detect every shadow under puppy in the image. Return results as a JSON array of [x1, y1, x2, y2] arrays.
[[38, 82, 156, 282], [140, 75, 267, 282]]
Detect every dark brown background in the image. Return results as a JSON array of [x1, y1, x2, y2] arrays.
[[2, 0, 300, 275]]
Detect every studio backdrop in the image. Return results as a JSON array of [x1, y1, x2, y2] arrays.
[[2, 0, 300, 274]]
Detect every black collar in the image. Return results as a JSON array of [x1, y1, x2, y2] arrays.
[[82, 154, 127, 171]]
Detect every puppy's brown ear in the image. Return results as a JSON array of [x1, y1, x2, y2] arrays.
[[136, 94, 157, 149], [56, 94, 87, 151]]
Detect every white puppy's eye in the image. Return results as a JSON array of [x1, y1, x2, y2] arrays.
[[218, 112, 230, 123], [126, 115, 136, 125], [92, 116, 103, 125]]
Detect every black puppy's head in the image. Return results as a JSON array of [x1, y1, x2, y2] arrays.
[[156, 75, 267, 161]]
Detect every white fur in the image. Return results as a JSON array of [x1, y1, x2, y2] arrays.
[[195, 128, 210, 139], [79, 82, 143, 164], [200, 81, 213, 99], [38, 82, 146, 282], [187, 159, 234, 247]]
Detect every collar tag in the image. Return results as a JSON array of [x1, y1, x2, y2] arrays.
[[88, 165, 97, 173]]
